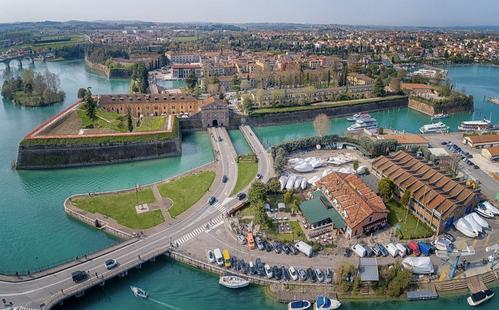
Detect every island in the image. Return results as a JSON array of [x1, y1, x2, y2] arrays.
[[1, 69, 65, 106]]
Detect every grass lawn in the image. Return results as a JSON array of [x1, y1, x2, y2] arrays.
[[136, 116, 166, 132], [231, 162, 258, 195], [78, 108, 127, 132], [174, 36, 198, 42], [158, 171, 216, 218], [72, 188, 164, 230], [267, 221, 305, 242], [385, 200, 433, 239]]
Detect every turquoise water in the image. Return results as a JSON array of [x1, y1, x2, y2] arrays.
[[228, 129, 253, 155], [1, 61, 498, 309], [157, 79, 186, 89]]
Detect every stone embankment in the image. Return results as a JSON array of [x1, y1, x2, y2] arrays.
[[408, 97, 474, 116]]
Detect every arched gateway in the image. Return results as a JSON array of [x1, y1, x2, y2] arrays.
[[201, 100, 229, 128]]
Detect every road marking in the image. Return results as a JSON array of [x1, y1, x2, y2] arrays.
[[173, 214, 225, 246]]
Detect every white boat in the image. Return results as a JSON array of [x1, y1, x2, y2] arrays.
[[295, 163, 314, 173], [130, 286, 148, 299], [219, 275, 250, 289], [470, 212, 489, 229], [480, 201, 499, 215], [347, 117, 378, 133], [458, 119, 492, 132], [308, 175, 321, 185], [476, 204, 495, 218], [279, 176, 289, 191], [294, 177, 302, 189], [419, 122, 449, 134], [454, 218, 479, 238], [286, 175, 297, 190], [301, 178, 308, 190], [402, 257, 434, 274], [347, 112, 371, 122], [434, 238, 453, 251], [288, 300, 312, 310], [289, 158, 303, 165], [431, 113, 449, 120], [467, 289, 494, 306], [314, 296, 341, 310], [463, 214, 483, 234]]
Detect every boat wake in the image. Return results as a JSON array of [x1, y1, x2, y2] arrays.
[[149, 297, 182, 310]]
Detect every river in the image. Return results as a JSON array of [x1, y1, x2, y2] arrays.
[[0, 60, 498, 309]]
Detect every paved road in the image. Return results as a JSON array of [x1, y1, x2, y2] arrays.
[[240, 125, 274, 182], [0, 127, 246, 309]]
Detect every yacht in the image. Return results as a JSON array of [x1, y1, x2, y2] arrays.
[[458, 118, 492, 132], [431, 113, 449, 120], [467, 289, 494, 306], [288, 300, 312, 310], [454, 218, 479, 238], [419, 122, 449, 134], [347, 112, 371, 122], [314, 296, 341, 310], [219, 275, 250, 289], [476, 204, 495, 218], [130, 286, 148, 299], [347, 117, 378, 133]]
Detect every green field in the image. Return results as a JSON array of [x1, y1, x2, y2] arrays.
[[231, 161, 258, 195], [158, 171, 216, 218], [136, 116, 167, 132], [78, 108, 127, 132], [250, 96, 406, 115], [268, 221, 305, 242], [72, 188, 164, 229], [386, 200, 434, 239]]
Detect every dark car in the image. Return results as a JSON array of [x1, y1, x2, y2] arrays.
[[344, 248, 353, 257], [222, 175, 228, 183], [282, 243, 291, 255], [208, 196, 217, 205], [307, 268, 317, 283], [237, 192, 246, 200], [376, 243, 388, 257], [273, 266, 282, 280], [289, 244, 298, 255], [473, 164, 480, 169], [282, 266, 290, 281], [273, 242, 282, 254], [71, 270, 88, 283], [255, 173, 262, 179], [441, 141, 448, 145], [265, 241, 273, 252]]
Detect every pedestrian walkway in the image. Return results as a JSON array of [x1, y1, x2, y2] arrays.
[[174, 214, 225, 246]]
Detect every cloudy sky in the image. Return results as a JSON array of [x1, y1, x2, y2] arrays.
[[0, 0, 497, 26]]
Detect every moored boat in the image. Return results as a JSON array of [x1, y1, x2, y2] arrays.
[[467, 289, 494, 306], [347, 117, 378, 133], [431, 113, 449, 120], [219, 275, 250, 289], [458, 118, 492, 132], [419, 122, 449, 134], [288, 300, 312, 310], [314, 296, 341, 310], [347, 112, 371, 122], [130, 286, 148, 299]]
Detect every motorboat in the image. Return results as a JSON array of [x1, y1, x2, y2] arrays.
[[289, 158, 303, 165], [469, 212, 489, 230], [402, 257, 434, 274], [308, 175, 321, 185], [294, 177, 303, 189], [433, 238, 453, 252], [219, 275, 250, 289], [295, 162, 314, 173], [347, 112, 371, 122], [454, 218, 479, 238], [480, 201, 499, 216], [467, 289, 494, 306], [288, 300, 312, 310], [130, 286, 148, 299], [286, 175, 297, 190], [458, 119, 492, 132], [431, 113, 449, 120], [314, 296, 341, 310], [347, 117, 378, 133], [476, 204, 495, 218], [463, 214, 484, 234], [301, 178, 308, 190], [279, 176, 289, 191], [419, 122, 449, 134]]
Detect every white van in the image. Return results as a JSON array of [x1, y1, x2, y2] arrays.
[[351, 244, 367, 257], [213, 248, 224, 266], [386, 243, 400, 257], [396, 243, 407, 257], [295, 241, 313, 257]]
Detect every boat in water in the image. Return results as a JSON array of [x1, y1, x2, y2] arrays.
[[458, 118, 492, 132], [487, 97, 499, 105], [219, 275, 250, 289], [288, 300, 312, 310], [130, 286, 148, 299], [431, 113, 449, 120], [347, 112, 371, 122], [419, 122, 449, 134], [314, 296, 341, 310], [467, 289, 494, 306], [347, 117, 378, 133]]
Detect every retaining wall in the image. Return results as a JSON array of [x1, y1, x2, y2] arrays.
[[408, 97, 474, 116]]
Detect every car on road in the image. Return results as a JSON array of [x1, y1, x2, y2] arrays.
[[237, 192, 246, 200], [255, 173, 262, 180], [222, 175, 228, 183], [441, 141, 448, 145], [208, 196, 217, 205], [71, 270, 88, 283], [104, 259, 119, 270]]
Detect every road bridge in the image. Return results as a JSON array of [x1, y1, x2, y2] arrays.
[[0, 126, 272, 309]]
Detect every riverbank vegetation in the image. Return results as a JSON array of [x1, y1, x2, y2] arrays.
[[72, 188, 164, 230], [1, 69, 65, 106], [158, 171, 216, 218]]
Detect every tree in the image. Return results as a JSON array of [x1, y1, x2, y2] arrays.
[[254, 88, 265, 106], [338, 63, 348, 87], [240, 94, 253, 115], [378, 178, 395, 202], [127, 107, 133, 132], [313, 113, 331, 137], [186, 71, 198, 90], [77, 88, 87, 99], [389, 78, 401, 93], [84, 88, 97, 120], [248, 181, 267, 204], [231, 75, 241, 92], [373, 77, 386, 97], [283, 190, 294, 206], [401, 190, 413, 223], [327, 69, 331, 87]]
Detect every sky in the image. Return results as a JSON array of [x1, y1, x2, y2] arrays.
[[0, 0, 498, 27]]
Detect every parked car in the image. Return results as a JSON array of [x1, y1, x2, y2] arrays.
[[273, 266, 282, 280], [315, 268, 325, 283], [344, 248, 353, 257], [282, 266, 290, 281], [377, 244, 388, 257], [298, 268, 308, 281], [325, 268, 333, 283], [264, 264, 273, 278], [207, 250, 215, 263], [256, 173, 262, 179], [407, 240, 421, 256], [372, 244, 381, 256], [289, 266, 299, 281], [282, 243, 291, 254], [289, 244, 299, 255], [265, 241, 273, 252], [104, 259, 119, 270], [273, 242, 282, 254], [255, 237, 264, 250], [307, 268, 317, 283], [237, 234, 247, 245]]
